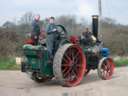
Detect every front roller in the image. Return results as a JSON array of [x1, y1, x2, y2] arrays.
[[98, 57, 115, 80], [53, 44, 86, 87]]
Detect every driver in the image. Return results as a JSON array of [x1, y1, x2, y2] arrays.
[[80, 28, 96, 46], [46, 17, 57, 60]]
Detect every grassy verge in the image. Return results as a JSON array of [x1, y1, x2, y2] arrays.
[[114, 58, 128, 67], [0, 58, 20, 70]]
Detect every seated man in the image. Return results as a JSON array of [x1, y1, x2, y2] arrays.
[[80, 28, 96, 46]]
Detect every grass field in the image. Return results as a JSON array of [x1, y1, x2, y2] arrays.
[[0, 57, 128, 70], [114, 58, 128, 67], [0, 58, 20, 70]]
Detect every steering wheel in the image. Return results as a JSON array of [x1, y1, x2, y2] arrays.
[[56, 25, 68, 37]]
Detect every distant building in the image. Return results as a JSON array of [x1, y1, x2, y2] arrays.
[[2, 21, 15, 28]]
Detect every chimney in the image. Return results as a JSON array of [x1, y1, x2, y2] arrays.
[[92, 15, 99, 40]]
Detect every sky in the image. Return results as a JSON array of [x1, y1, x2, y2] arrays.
[[0, 0, 128, 25]]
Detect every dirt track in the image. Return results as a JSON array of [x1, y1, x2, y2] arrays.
[[0, 67, 128, 96]]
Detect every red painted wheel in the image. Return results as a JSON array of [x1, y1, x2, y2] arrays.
[[98, 57, 115, 80], [53, 44, 86, 87]]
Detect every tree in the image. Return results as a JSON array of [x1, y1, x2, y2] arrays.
[[56, 15, 87, 35], [19, 12, 34, 25]]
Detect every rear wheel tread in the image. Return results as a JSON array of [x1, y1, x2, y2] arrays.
[[53, 44, 86, 87]]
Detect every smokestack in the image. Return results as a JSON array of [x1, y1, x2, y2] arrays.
[[92, 15, 99, 40]]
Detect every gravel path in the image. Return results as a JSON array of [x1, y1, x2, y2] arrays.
[[0, 67, 128, 96]]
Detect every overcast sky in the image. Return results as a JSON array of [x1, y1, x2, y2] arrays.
[[0, 0, 128, 25]]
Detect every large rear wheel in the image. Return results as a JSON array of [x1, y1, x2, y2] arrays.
[[53, 44, 86, 87]]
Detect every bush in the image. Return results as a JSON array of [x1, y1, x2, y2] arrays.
[[0, 28, 24, 57]]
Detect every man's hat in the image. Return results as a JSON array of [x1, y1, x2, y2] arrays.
[[49, 16, 55, 20], [34, 14, 40, 21]]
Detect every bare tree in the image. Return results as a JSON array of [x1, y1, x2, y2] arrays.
[[19, 12, 34, 25], [56, 15, 87, 35]]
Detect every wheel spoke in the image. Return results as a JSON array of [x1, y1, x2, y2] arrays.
[[71, 69, 77, 80], [102, 70, 107, 78], [63, 66, 72, 78], [73, 52, 79, 62], [71, 49, 76, 60], [107, 70, 111, 76], [63, 57, 69, 64], [64, 53, 71, 61], [62, 67, 69, 73], [74, 57, 79, 66], [62, 63, 70, 67], [105, 71, 110, 78], [73, 67, 79, 76], [65, 67, 73, 81]]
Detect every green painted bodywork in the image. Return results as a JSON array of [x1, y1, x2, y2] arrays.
[[82, 46, 96, 66], [23, 39, 70, 77], [23, 44, 53, 77]]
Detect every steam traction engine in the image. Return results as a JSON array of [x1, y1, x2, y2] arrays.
[[21, 15, 115, 87]]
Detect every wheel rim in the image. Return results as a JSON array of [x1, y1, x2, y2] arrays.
[[100, 58, 115, 80], [61, 45, 86, 86]]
